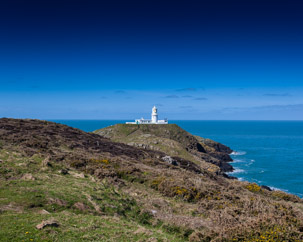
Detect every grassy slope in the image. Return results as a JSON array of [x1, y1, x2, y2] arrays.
[[1, 119, 303, 241], [93, 124, 225, 173], [0, 149, 184, 242]]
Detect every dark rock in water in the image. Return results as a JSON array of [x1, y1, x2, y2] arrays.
[[207, 152, 233, 162], [222, 173, 237, 179], [219, 161, 234, 173], [199, 138, 233, 154], [261, 185, 272, 191]]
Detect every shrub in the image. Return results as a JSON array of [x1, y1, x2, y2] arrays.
[[245, 183, 261, 193]]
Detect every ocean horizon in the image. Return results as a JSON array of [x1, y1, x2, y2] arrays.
[[50, 119, 303, 198]]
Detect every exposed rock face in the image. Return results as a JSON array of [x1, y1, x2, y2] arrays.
[[94, 123, 234, 173], [162, 156, 178, 166], [196, 136, 233, 154]]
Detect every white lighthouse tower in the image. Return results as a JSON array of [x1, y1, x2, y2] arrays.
[[126, 106, 168, 124], [151, 106, 158, 123]]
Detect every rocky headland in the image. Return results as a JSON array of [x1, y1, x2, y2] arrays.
[[1, 118, 303, 241], [94, 123, 234, 174]]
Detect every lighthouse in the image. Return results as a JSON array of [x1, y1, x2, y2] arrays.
[[151, 106, 158, 123], [126, 106, 168, 124]]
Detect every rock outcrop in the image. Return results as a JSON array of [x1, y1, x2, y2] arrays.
[[94, 123, 234, 173]]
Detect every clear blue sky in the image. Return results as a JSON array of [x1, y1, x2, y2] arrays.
[[1, 0, 303, 120]]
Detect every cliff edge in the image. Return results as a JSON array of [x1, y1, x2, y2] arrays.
[[94, 123, 233, 174]]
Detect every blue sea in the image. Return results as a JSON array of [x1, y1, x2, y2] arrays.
[[51, 120, 303, 198]]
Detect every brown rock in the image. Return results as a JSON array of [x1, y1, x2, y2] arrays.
[[60, 169, 69, 175], [71, 172, 85, 178], [42, 156, 52, 167], [36, 218, 59, 230], [73, 202, 90, 211], [38, 209, 50, 215], [21, 173, 35, 181], [48, 198, 68, 206]]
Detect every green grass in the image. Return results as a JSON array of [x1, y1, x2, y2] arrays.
[[0, 149, 185, 242], [0, 212, 187, 242], [0, 211, 187, 242], [2, 120, 303, 241]]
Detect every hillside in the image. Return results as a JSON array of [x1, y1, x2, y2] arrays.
[[1, 118, 303, 241], [93, 124, 233, 174]]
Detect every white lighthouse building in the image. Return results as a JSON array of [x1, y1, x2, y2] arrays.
[[151, 106, 158, 123], [126, 106, 168, 124]]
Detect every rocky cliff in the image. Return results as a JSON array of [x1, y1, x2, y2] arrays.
[[94, 123, 234, 174], [1, 118, 303, 241]]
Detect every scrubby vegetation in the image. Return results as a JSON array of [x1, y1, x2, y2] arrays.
[[0, 149, 183, 241], [1, 118, 303, 241], [94, 124, 233, 173]]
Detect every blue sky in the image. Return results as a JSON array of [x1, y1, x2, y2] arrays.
[[1, 0, 303, 120]]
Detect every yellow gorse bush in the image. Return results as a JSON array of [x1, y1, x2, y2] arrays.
[[90, 158, 109, 164], [245, 183, 261, 192]]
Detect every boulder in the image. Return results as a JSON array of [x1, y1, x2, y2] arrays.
[[261, 185, 272, 191], [162, 156, 178, 166], [60, 169, 69, 175], [21, 173, 35, 181], [36, 218, 59, 230], [38, 209, 50, 215], [73, 202, 90, 211]]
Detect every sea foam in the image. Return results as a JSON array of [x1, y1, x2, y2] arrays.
[[269, 186, 288, 193], [227, 168, 245, 174], [232, 158, 245, 163], [231, 151, 246, 156]]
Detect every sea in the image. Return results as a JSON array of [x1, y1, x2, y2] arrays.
[[51, 120, 303, 198]]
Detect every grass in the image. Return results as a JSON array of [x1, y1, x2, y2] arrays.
[[2, 146, 303, 241], [0, 212, 185, 242], [1, 119, 303, 241], [93, 123, 222, 173], [0, 150, 185, 242]]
